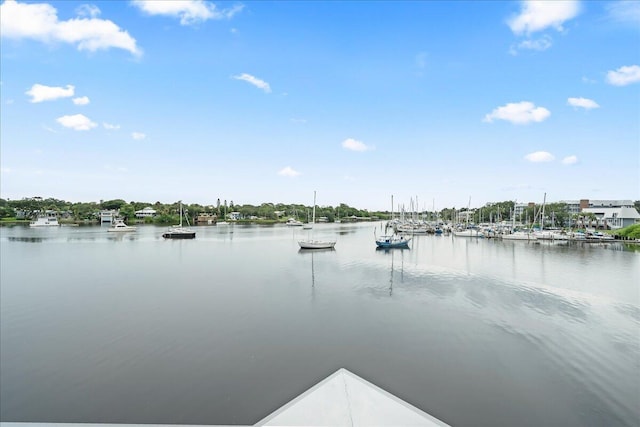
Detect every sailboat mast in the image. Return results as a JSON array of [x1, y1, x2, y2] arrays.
[[312, 190, 316, 224], [541, 193, 546, 230]]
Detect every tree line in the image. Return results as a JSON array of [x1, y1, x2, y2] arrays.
[[2, 197, 638, 227], [0, 197, 384, 224]]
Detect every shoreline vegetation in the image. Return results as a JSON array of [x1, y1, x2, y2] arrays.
[[1, 197, 639, 240]]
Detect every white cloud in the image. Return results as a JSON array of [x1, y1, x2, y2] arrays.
[[342, 138, 373, 152], [606, 65, 640, 86], [103, 122, 121, 130], [6, 99, 15, 105], [56, 114, 97, 131], [567, 97, 599, 109], [606, 1, 640, 25], [0, 0, 140, 56], [581, 76, 597, 84], [278, 166, 300, 177], [0, 167, 12, 174], [483, 101, 551, 124], [26, 83, 74, 103], [562, 155, 578, 165], [132, 1, 244, 26], [75, 4, 101, 18], [132, 132, 146, 140], [72, 96, 90, 105], [510, 35, 552, 54], [508, 0, 580, 35], [524, 151, 555, 162], [232, 73, 271, 93]]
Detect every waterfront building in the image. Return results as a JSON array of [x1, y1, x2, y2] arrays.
[[561, 199, 635, 214], [135, 207, 157, 218], [100, 209, 117, 224], [581, 205, 640, 229]]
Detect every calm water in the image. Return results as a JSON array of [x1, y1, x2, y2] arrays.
[[1, 223, 639, 426]]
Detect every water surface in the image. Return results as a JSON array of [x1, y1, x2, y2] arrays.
[[1, 223, 638, 426]]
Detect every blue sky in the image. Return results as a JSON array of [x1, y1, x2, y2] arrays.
[[1, 0, 638, 211]]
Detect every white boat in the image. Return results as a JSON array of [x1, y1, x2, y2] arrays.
[[256, 368, 450, 426], [162, 201, 196, 239], [286, 217, 304, 226], [299, 239, 337, 249], [452, 227, 482, 237], [29, 214, 60, 227], [107, 219, 137, 232], [502, 231, 537, 240], [299, 191, 336, 250], [217, 221, 230, 226]]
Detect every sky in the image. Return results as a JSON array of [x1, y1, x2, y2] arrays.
[[0, 0, 639, 211]]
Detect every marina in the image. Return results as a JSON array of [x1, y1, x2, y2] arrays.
[[1, 222, 638, 426]]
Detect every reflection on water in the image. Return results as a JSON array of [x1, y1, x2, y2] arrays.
[[1, 223, 638, 426], [7, 236, 45, 243]]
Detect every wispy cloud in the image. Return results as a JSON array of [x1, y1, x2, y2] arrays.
[[26, 83, 74, 103], [562, 155, 578, 165], [72, 96, 90, 105], [103, 122, 120, 130], [567, 97, 599, 109], [342, 138, 373, 152], [508, 0, 580, 35], [278, 166, 300, 177], [232, 73, 271, 93], [0, 0, 141, 56], [483, 101, 550, 124], [56, 114, 97, 131], [605, 1, 640, 25], [75, 4, 101, 18], [606, 65, 640, 86], [509, 35, 552, 55], [132, 132, 146, 140], [524, 151, 555, 162], [103, 164, 128, 172], [133, 1, 244, 26]]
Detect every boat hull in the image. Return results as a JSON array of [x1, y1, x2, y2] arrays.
[[162, 231, 196, 239], [375, 235, 411, 248], [298, 240, 336, 249]]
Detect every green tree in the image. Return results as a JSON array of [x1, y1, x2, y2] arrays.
[[118, 204, 135, 220], [101, 199, 126, 210]]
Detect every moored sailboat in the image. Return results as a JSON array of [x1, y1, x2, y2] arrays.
[[162, 201, 196, 239], [298, 191, 336, 249]]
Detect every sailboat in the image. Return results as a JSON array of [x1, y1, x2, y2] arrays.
[[298, 191, 336, 249], [375, 195, 411, 249], [162, 201, 196, 239]]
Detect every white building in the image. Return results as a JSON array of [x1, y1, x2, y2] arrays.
[[581, 206, 640, 230], [100, 210, 117, 223], [561, 199, 635, 214], [135, 207, 157, 218]]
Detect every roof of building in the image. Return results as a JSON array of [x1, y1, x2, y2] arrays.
[[581, 206, 640, 219]]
